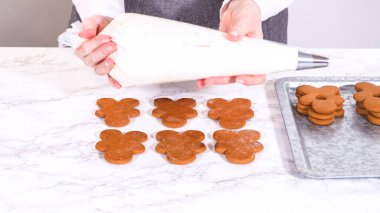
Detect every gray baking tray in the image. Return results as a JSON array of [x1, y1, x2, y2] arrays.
[[275, 77, 380, 178]]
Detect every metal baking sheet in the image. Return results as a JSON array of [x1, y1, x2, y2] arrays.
[[275, 77, 380, 178]]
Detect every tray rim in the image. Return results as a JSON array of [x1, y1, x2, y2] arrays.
[[274, 76, 380, 179]]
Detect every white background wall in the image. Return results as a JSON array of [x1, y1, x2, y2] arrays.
[[0, 0, 379, 48], [0, 0, 72, 47], [288, 0, 380, 48]]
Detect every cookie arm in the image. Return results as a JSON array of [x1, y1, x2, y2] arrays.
[[95, 141, 108, 152], [155, 143, 167, 154], [128, 108, 140, 118], [215, 142, 228, 154], [184, 108, 198, 119], [95, 109, 105, 118], [242, 109, 255, 119], [252, 141, 264, 153], [194, 143, 207, 154], [152, 108, 167, 118], [208, 108, 223, 120], [131, 142, 146, 154]]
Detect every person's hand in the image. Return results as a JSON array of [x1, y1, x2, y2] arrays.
[[74, 15, 121, 88], [197, 0, 266, 88]]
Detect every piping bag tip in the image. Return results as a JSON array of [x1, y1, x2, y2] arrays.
[[297, 51, 329, 70]]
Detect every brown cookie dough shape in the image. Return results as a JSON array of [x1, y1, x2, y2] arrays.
[[207, 98, 254, 129], [295, 85, 345, 126], [152, 98, 198, 128], [213, 130, 263, 164], [95, 98, 140, 127], [96, 129, 148, 164], [353, 82, 380, 125], [155, 130, 206, 165]]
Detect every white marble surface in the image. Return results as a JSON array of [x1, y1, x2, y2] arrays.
[[0, 48, 380, 213]]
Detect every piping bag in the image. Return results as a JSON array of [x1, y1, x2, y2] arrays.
[[58, 13, 328, 87]]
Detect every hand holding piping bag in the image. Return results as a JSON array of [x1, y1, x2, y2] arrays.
[[197, 0, 266, 88], [74, 15, 121, 88]]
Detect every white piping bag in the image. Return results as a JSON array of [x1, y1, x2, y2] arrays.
[[59, 13, 328, 87]]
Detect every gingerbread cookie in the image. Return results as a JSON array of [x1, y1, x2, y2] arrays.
[[96, 129, 148, 164], [152, 98, 197, 128], [207, 98, 254, 129], [295, 85, 345, 126], [155, 130, 206, 165], [213, 129, 263, 164], [354, 82, 380, 112], [95, 98, 140, 127], [353, 82, 380, 125]]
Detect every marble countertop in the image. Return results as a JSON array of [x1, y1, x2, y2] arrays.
[[0, 48, 380, 213]]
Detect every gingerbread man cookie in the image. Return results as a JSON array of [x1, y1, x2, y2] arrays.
[[95, 98, 140, 127], [207, 98, 254, 129], [152, 98, 198, 128], [96, 129, 148, 164], [155, 130, 206, 165], [353, 82, 380, 125], [295, 85, 345, 126], [213, 129, 263, 164]]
